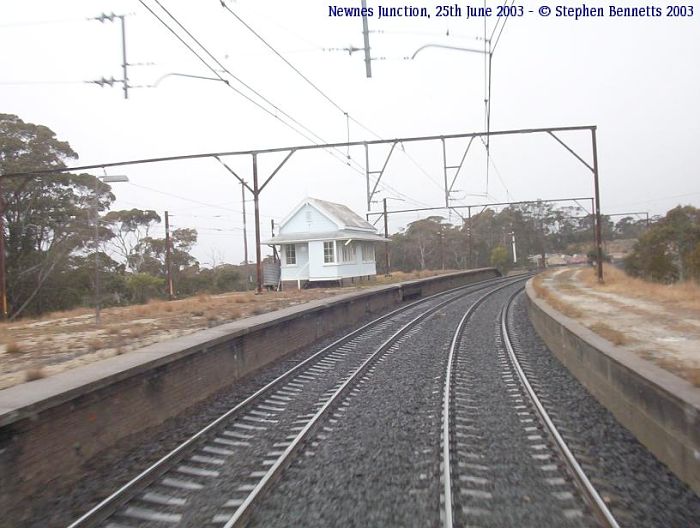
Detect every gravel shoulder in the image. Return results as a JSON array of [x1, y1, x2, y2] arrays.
[[533, 266, 700, 386]]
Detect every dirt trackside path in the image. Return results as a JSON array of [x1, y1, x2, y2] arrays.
[[0, 271, 451, 391], [533, 265, 700, 386]]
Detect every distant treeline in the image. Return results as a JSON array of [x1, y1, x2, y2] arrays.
[[3, 113, 688, 320]]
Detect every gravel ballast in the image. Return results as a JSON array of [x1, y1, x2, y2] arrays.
[[247, 286, 493, 527], [26, 278, 506, 527], [26, 278, 699, 527], [508, 291, 700, 527]]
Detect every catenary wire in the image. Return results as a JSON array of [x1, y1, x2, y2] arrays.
[[144, 1, 426, 207], [139, 0, 327, 149], [126, 181, 277, 219], [217, 1, 440, 207]]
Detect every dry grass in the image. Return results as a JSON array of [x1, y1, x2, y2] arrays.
[[536, 266, 700, 387], [86, 337, 103, 352], [128, 327, 146, 339], [5, 340, 22, 354], [686, 368, 700, 387], [588, 322, 628, 346], [25, 368, 45, 381], [532, 274, 582, 319], [128, 305, 149, 317], [222, 307, 242, 320], [234, 293, 255, 304], [580, 264, 700, 313], [653, 358, 700, 387]]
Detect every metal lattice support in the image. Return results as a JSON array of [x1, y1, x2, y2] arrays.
[[1, 125, 606, 291]]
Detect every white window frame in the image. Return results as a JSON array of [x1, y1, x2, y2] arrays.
[[285, 244, 296, 265], [323, 241, 336, 264]]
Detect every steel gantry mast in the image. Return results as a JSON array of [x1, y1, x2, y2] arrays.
[[1, 125, 607, 291]]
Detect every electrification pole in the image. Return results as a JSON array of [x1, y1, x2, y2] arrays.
[[93, 177, 101, 325], [591, 128, 604, 282], [361, 0, 372, 78], [164, 211, 174, 300], [94, 174, 128, 324], [119, 15, 129, 99], [241, 180, 248, 264], [467, 206, 473, 269], [383, 198, 389, 276], [439, 224, 445, 270], [92, 13, 129, 99], [271, 219, 279, 263], [252, 154, 263, 293]]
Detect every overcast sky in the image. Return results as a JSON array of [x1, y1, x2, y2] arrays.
[[1, 1, 698, 265]]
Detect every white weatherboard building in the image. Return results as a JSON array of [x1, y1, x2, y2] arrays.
[[263, 198, 387, 288]]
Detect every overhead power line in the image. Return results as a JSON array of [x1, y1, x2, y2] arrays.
[[491, 0, 514, 53], [151, 0, 335, 148], [0, 17, 87, 28], [219, 0, 348, 117], [126, 181, 280, 219], [217, 1, 437, 208], [139, 1, 429, 209], [139, 0, 318, 146], [0, 80, 88, 86], [140, 3, 361, 177]]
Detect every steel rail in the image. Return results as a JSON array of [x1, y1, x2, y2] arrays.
[[501, 288, 620, 528], [68, 274, 511, 527], [441, 276, 530, 528], [223, 276, 529, 528]]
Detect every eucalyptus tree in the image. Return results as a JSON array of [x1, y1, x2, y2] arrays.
[[0, 113, 114, 318]]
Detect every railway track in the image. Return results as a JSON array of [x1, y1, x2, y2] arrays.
[[442, 283, 620, 528], [68, 275, 519, 528]]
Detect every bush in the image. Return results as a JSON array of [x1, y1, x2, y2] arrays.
[[624, 206, 700, 283], [490, 246, 511, 273], [126, 273, 165, 304]]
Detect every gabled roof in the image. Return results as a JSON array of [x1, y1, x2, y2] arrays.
[[262, 229, 387, 245], [279, 197, 376, 232], [308, 198, 375, 230]]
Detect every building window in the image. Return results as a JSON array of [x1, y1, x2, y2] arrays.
[[362, 243, 375, 263], [285, 244, 296, 265], [323, 241, 335, 263], [339, 241, 356, 263]]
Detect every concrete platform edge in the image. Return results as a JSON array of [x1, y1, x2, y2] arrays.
[[525, 278, 700, 495]]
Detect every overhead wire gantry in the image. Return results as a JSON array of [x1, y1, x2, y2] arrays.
[[1, 124, 606, 293]]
